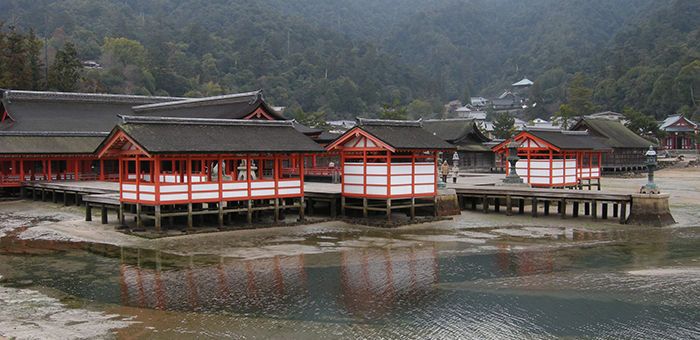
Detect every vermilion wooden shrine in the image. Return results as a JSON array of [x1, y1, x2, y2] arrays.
[[325, 119, 455, 219], [95, 116, 325, 230], [0, 132, 119, 188], [492, 130, 612, 188]]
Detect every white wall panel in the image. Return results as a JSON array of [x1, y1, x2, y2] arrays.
[[192, 192, 219, 200], [344, 165, 364, 175], [414, 175, 434, 184], [390, 186, 411, 195], [344, 185, 364, 194], [366, 165, 388, 175], [367, 186, 387, 195], [159, 184, 188, 193], [251, 189, 275, 197], [192, 183, 218, 191], [390, 165, 412, 175], [344, 175, 364, 184], [367, 176, 387, 185], [390, 175, 412, 185], [222, 182, 247, 190], [160, 193, 188, 201], [414, 184, 435, 194], [278, 188, 301, 195]]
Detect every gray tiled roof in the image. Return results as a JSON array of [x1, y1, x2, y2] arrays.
[[526, 129, 613, 151], [0, 131, 107, 154], [355, 118, 455, 151], [102, 116, 326, 154], [572, 118, 655, 148]]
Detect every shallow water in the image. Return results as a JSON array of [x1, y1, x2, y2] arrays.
[[2, 223, 700, 339]]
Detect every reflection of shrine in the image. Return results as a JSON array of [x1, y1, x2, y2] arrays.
[[120, 251, 308, 313], [339, 246, 438, 319]]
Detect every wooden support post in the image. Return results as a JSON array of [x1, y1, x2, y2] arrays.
[[76, 193, 81, 206], [518, 198, 524, 214], [613, 203, 619, 218], [119, 202, 125, 225], [363, 198, 368, 218], [85, 204, 92, 222], [219, 201, 225, 227], [544, 200, 550, 216], [274, 198, 280, 223], [620, 202, 627, 224], [42, 189, 46, 202], [155, 205, 161, 232], [32, 187, 37, 201], [482, 194, 489, 214], [584, 202, 590, 215], [331, 197, 337, 218], [136, 203, 142, 229], [341, 196, 346, 216], [494, 198, 500, 213], [101, 204, 108, 224], [506, 194, 512, 216], [386, 198, 391, 221], [602, 203, 608, 219], [573, 202, 579, 218], [531, 197, 538, 217], [410, 197, 415, 221], [560, 199, 566, 219], [299, 196, 305, 221], [308, 197, 314, 216], [187, 203, 193, 228], [63, 191, 68, 206], [52, 190, 57, 203], [591, 200, 597, 221], [471, 197, 477, 211], [247, 200, 253, 224]]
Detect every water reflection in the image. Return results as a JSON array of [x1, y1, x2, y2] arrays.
[[2, 223, 700, 339], [120, 252, 308, 314], [339, 246, 438, 319]]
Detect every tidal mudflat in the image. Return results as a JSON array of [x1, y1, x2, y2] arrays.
[[1, 165, 699, 339]]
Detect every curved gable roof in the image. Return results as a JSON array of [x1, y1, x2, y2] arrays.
[[573, 118, 655, 148]]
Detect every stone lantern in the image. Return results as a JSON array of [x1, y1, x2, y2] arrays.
[[641, 146, 659, 194], [502, 138, 524, 184]]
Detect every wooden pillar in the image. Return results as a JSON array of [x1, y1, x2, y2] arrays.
[[341, 196, 346, 216], [410, 197, 415, 221], [218, 201, 224, 228], [308, 197, 314, 216], [573, 202, 579, 218], [41, 188, 46, 201], [119, 202, 125, 225], [560, 199, 567, 219], [299, 196, 305, 221], [494, 198, 500, 213], [187, 203, 193, 228], [386, 198, 391, 221], [136, 203, 142, 228], [86, 203, 92, 221], [482, 194, 489, 214], [155, 205, 161, 232], [330, 197, 337, 218], [362, 197, 368, 218], [584, 202, 590, 216], [247, 199, 253, 224], [274, 198, 280, 223], [591, 199, 597, 221], [101, 204, 108, 224], [506, 194, 512, 216], [544, 200, 550, 215], [613, 203, 619, 218], [531, 197, 538, 217]]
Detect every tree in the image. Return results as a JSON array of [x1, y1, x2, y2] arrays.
[[379, 99, 408, 120], [48, 42, 83, 92], [565, 72, 600, 116], [101, 37, 146, 67], [492, 113, 516, 139], [622, 106, 667, 141], [290, 107, 329, 129]]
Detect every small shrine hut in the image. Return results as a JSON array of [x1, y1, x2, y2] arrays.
[[492, 129, 612, 188], [325, 118, 455, 219], [95, 116, 326, 230]]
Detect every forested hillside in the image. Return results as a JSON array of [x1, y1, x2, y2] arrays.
[[1, 0, 698, 121]]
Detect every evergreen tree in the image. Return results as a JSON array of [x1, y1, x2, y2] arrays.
[[379, 99, 408, 120], [49, 42, 83, 92], [492, 113, 516, 139]]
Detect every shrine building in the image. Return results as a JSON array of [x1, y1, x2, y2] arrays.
[[492, 129, 612, 188], [325, 118, 455, 219], [95, 116, 326, 230]]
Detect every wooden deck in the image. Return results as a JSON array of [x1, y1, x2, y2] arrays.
[[21, 174, 635, 226]]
